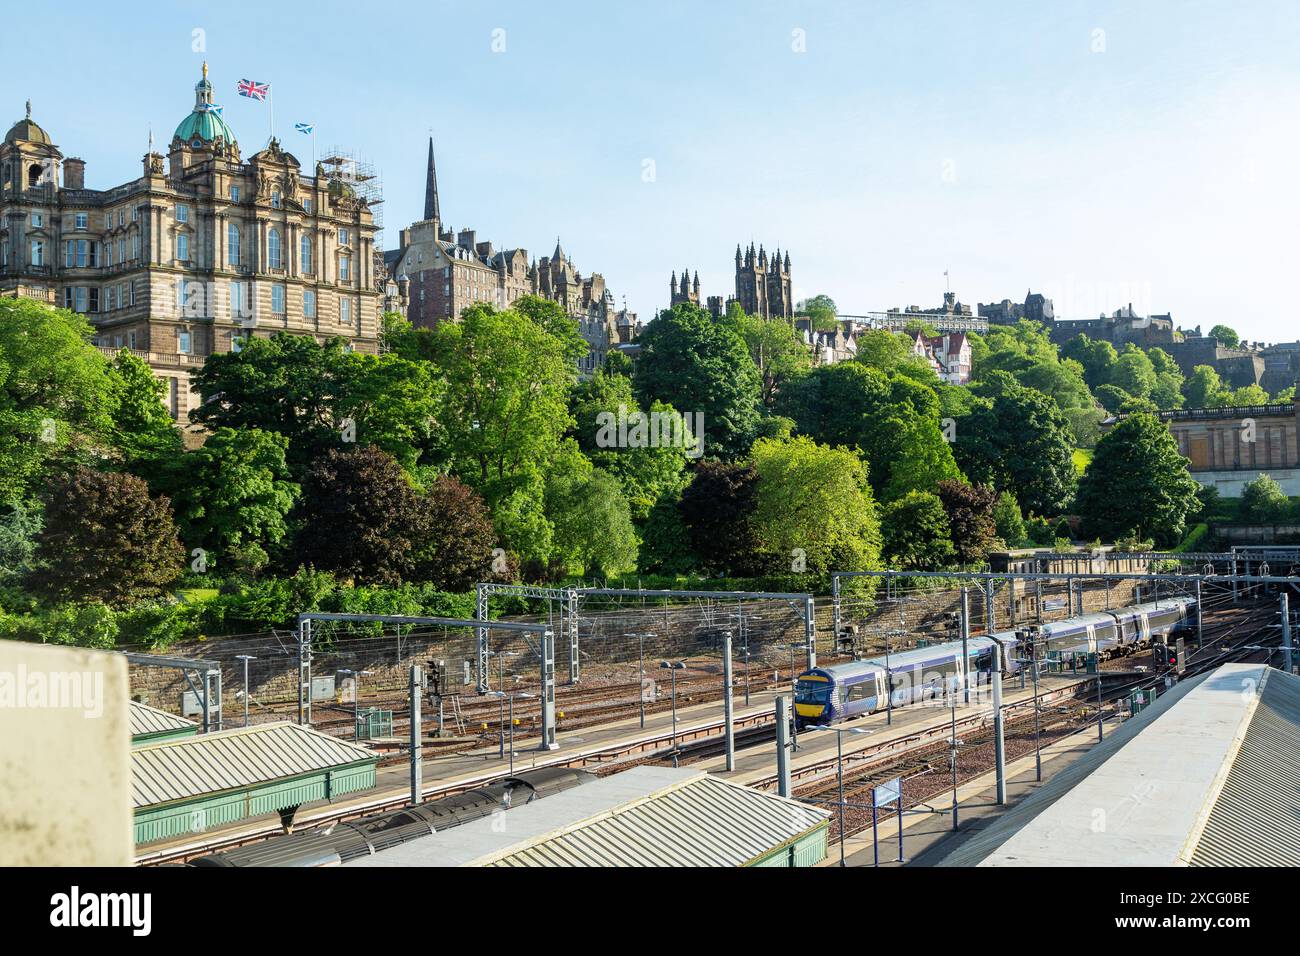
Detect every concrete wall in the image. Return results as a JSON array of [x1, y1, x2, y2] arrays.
[[0, 641, 133, 865]]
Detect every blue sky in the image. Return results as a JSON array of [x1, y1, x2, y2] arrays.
[[5, 1, 1299, 341]]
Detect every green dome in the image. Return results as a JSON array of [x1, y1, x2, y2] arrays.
[[173, 64, 237, 148]]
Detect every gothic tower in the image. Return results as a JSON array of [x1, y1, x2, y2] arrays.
[[423, 136, 440, 225]]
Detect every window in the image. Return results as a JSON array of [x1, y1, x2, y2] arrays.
[[105, 243, 113, 267], [131, 205, 139, 222], [339, 228, 350, 247], [128, 281, 135, 306], [340, 254, 351, 282], [175, 205, 189, 223], [340, 297, 351, 325], [30, 213, 42, 227], [75, 213, 87, 230], [267, 228, 282, 269], [131, 233, 140, 260], [128, 331, 137, 349], [30, 239, 44, 267], [105, 213, 112, 229], [229, 185, 240, 203], [118, 238, 125, 262], [303, 288, 316, 318], [63, 289, 73, 309], [88, 288, 99, 313], [178, 329, 192, 354], [271, 190, 281, 209], [119, 282, 128, 307], [176, 234, 189, 261], [230, 281, 248, 321], [228, 223, 241, 266], [301, 235, 312, 274], [118, 209, 125, 227], [64, 240, 74, 267], [303, 198, 312, 214], [272, 284, 285, 314], [74, 287, 87, 312], [231, 333, 245, 353]]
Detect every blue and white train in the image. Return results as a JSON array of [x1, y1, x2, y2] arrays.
[[793, 597, 1197, 726]]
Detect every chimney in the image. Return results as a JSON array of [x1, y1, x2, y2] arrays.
[[63, 157, 85, 190], [457, 228, 475, 251]]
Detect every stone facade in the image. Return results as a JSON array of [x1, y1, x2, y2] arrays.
[[909, 330, 972, 384], [1159, 399, 1300, 496], [734, 243, 793, 320], [978, 289, 1055, 326], [385, 139, 638, 375], [0, 69, 382, 421]]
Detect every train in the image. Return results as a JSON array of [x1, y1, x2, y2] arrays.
[[794, 597, 1197, 727], [189, 766, 593, 867]]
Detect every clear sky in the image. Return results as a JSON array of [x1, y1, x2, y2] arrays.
[[5, 1, 1299, 341]]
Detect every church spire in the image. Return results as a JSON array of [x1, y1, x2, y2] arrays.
[[424, 137, 441, 224]]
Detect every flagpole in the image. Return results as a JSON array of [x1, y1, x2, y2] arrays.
[[269, 85, 275, 144]]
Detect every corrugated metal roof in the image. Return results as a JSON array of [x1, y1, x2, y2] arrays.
[[1189, 668, 1300, 866], [129, 700, 196, 738], [131, 722, 377, 809], [484, 773, 829, 867]]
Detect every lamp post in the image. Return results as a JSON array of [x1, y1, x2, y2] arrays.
[[235, 654, 256, 727], [1014, 626, 1043, 783], [807, 724, 875, 867], [625, 632, 655, 729], [660, 661, 686, 767]]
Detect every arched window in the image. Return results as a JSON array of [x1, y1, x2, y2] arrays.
[[267, 228, 281, 269], [28, 163, 42, 187], [228, 223, 240, 266], [301, 234, 313, 274]]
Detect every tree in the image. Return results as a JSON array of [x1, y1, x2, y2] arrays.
[[0, 498, 42, 586], [954, 373, 1077, 516], [190, 333, 439, 472], [973, 321, 1092, 410], [168, 427, 299, 573], [294, 445, 431, 586], [414, 476, 502, 590], [32, 466, 185, 605], [678, 460, 766, 576], [545, 468, 638, 578], [633, 303, 762, 458], [854, 329, 913, 371], [1240, 473, 1291, 524], [422, 303, 576, 563], [1075, 414, 1201, 546], [0, 297, 117, 501], [1183, 365, 1231, 408], [1112, 345, 1156, 398], [992, 491, 1027, 546], [637, 491, 697, 575], [775, 363, 960, 501], [1060, 335, 1118, 391], [881, 491, 955, 570], [569, 368, 692, 522], [729, 304, 811, 407], [935, 479, 999, 565], [1094, 383, 1131, 414], [750, 436, 882, 578], [1208, 325, 1240, 349], [798, 294, 838, 332], [1230, 384, 1270, 405], [108, 350, 182, 472]]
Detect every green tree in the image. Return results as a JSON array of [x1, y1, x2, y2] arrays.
[[414, 475, 503, 590], [1208, 324, 1240, 348], [637, 491, 697, 575], [1112, 345, 1156, 398], [1075, 414, 1201, 545], [0, 498, 43, 586], [1183, 365, 1232, 408], [545, 468, 638, 578], [108, 350, 183, 472], [1230, 384, 1270, 405], [881, 491, 955, 570], [633, 303, 762, 458], [294, 445, 431, 586], [1239, 473, 1291, 524], [1059, 335, 1118, 391], [0, 297, 117, 500], [190, 333, 439, 472], [169, 427, 299, 573], [992, 491, 1027, 546], [32, 466, 185, 605], [729, 304, 811, 407], [798, 294, 838, 332], [854, 329, 913, 371], [423, 303, 576, 563], [750, 436, 882, 578], [1094, 383, 1132, 414], [954, 373, 1077, 516], [973, 321, 1092, 410]]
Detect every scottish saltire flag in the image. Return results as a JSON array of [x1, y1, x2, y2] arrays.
[[237, 79, 269, 101], [294, 123, 314, 135], [201, 104, 223, 115]]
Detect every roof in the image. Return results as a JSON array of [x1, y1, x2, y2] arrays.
[[345, 767, 830, 867], [129, 700, 196, 739], [173, 64, 237, 147], [131, 721, 377, 810], [937, 663, 1300, 867], [6, 101, 50, 145]]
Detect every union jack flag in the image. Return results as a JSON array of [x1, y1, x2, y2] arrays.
[[237, 79, 269, 101]]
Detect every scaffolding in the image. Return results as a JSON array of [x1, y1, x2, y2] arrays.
[[319, 145, 384, 249]]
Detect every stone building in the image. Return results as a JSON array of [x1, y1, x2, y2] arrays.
[[0, 66, 382, 421], [385, 139, 638, 374], [978, 289, 1054, 326], [1157, 396, 1300, 496], [908, 330, 972, 384], [734, 243, 793, 320]]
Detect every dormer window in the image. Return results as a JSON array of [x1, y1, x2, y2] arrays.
[[191, 138, 203, 149]]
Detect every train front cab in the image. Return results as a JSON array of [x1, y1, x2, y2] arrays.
[[794, 671, 834, 727]]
